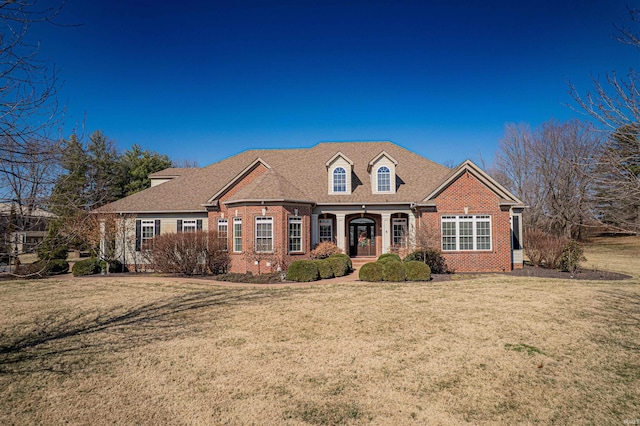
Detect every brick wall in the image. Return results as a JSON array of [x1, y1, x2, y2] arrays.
[[419, 171, 513, 272]]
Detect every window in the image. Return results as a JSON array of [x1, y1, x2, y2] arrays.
[[182, 220, 197, 233], [377, 166, 390, 192], [392, 218, 408, 247], [512, 215, 521, 250], [255, 216, 273, 252], [218, 219, 228, 250], [319, 218, 333, 242], [441, 215, 492, 251], [233, 217, 242, 252], [136, 219, 160, 251], [288, 216, 302, 253], [333, 167, 346, 192]]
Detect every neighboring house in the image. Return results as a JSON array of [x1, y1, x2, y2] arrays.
[[97, 142, 524, 273], [0, 203, 55, 255]]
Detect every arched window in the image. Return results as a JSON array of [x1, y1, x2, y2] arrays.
[[377, 166, 390, 192], [333, 167, 346, 192]]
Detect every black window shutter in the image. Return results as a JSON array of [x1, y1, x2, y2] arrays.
[[135, 220, 141, 251], [155, 219, 161, 236], [177, 220, 182, 233], [197, 219, 203, 230]]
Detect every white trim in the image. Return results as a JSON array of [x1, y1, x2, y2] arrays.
[[255, 216, 273, 252], [288, 216, 303, 253], [233, 217, 242, 253], [441, 215, 492, 251]]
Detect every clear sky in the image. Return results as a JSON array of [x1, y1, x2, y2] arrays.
[[32, 0, 638, 167]]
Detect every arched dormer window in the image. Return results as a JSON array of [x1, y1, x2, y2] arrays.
[[333, 167, 346, 192], [377, 166, 391, 192]]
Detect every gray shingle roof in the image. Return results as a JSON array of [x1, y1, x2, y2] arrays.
[[98, 141, 452, 213]]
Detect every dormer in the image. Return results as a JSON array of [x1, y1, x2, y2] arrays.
[[326, 152, 354, 195], [368, 151, 398, 194]]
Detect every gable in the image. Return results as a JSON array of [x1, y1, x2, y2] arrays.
[[215, 161, 270, 206]]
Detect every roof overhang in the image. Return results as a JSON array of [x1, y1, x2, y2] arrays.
[[325, 151, 354, 169], [367, 150, 398, 172]]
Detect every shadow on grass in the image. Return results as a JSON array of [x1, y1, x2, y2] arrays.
[[0, 289, 279, 375]]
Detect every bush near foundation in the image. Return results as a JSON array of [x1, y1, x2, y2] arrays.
[[72, 258, 101, 277], [313, 259, 335, 279], [404, 261, 431, 281], [404, 248, 449, 274], [327, 256, 349, 277], [310, 241, 342, 259], [287, 260, 320, 282], [381, 260, 406, 282], [359, 262, 383, 282], [378, 253, 401, 263], [329, 253, 352, 271]]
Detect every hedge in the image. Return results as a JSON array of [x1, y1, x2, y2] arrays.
[[382, 260, 406, 282], [72, 257, 101, 277], [378, 253, 402, 263], [313, 259, 335, 279], [327, 256, 349, 277], [359, 262, 383, 282], [286, 260, 320, 282], [404, 261, 431, 281], [329, 253, 352, 271]]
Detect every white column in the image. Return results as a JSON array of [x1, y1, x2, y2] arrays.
[[408, 212, 417, 249], [336, 213, 346, 252], [381, 213, 391, 254], [99, 220, 106, 260], [311, 214, 319, 247]]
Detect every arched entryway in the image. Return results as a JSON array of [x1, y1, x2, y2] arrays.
[[348, 217, 376, 257]]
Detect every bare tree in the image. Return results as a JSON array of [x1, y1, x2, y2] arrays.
[[569, 8, 640, 233], [496, 120, 601, 240]]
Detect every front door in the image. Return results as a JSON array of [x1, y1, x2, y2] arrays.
[[349, 218, 376, 257]]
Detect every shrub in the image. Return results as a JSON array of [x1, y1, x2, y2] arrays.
[[524, 229, 566, 269], [327, 256, 349, 277], [404, 248, 449, 274], [378, 253, 401, 263], [404, 260, 431, 281], [382, 260, 406, 282], [329, 253, 352, 271], [286, 260, 320, 282], [47, 259, 70, 275], [310, 241, 342, 259], [359, 262, 383, 282], [107, 259, 126, 273], [72, 257, 101, 277], [37, 222, 68, 260], [558, 240, 586, 273], [313, 259, 335, 279], [15, 259, 69, 277]]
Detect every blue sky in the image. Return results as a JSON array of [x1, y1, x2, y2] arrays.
[[33, 0, 638, 167]]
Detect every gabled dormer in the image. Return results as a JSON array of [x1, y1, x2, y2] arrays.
[[368, 151, 398, 194], [326, 152, 354, 195]]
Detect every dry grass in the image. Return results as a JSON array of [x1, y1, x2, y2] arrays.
[[1, 238, 639, 425]]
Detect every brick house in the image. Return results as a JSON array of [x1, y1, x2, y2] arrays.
[[98, 142, 524, 273]]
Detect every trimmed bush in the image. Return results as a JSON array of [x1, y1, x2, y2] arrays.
[[329, 253, 352, 271], [382, 260, 406, 282], [378, 253, 402, 263], [327, 256, 349, 277], [313, 259, 335, 279], [47, 259, 70, 275], [558, 240, 586, 273], [359, 262, 383, 282], [286, 260, 320, 282], [72, 257, 101, 277], [404, 248, 449, 274], [404, 260, 431, 281]]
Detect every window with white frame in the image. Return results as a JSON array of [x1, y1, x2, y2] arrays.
[[218, 219, 228, 250], [182, 219, 197, 233], [255, 216, 273, 252], [319, 218, 333, 242], [288, 216, 302, 253], [392, 218, 408, 247], [377, 166, 391, 192], [333, 167, 346, 192], [441, 215, 492, 251], [141, 220, 156, 246], [233, 217, 242, 252]]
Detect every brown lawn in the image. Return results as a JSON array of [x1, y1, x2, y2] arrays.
[[0, 237, 639, 425]]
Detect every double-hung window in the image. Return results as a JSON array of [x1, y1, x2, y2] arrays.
[[333, 167, 346, 192], [392, 218, 408, 247], [233, 217, 242, 252], [441, 215, 492, 251], [141, 220, 155, 246], [255, 216, 273, 252], [319, 218, 333, 242], [288, 216, 302, 253], [218, 219, 228, 251], [136, 219, 160, 251]]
